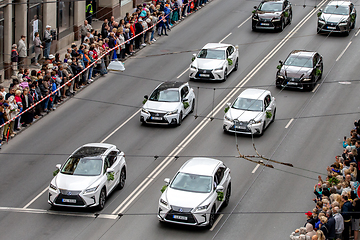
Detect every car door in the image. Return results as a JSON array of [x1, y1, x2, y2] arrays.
[[313, 54, 321, 81], [213, 165, 229, 211], [104, 151, 119, 194], [264, 95, 274, 127], [283, 0, 290, 22], [350, 4, 356, 26], [180, 85, 192, 115], [226, 46, 235, 72]]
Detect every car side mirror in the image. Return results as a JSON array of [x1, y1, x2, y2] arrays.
[[254, 6, 257, 9], [182, 98, 188, 102], [192, 53, 196, 58], [266, 107, 272, 112], [235, 45, 239, 49], [316, 63, 321, 68], [144, 95, 148, 99], [226, 102, 231, 107], [164, 178, 170, 185], [279, 60, 283, 65], [56, 164, 62, 170], [216, 185, 224, 193], [106, 168, 115, 173]]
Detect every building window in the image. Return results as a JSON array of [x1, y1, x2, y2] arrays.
[[58, 1, 74, 36], [28, 3, 43, 55], [0, 7, 4, 70]]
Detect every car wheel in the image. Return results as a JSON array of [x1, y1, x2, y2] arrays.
[[190, 100, 195, 113], [259, 123, 266, 136], [279, 19, 285, 32], [276, 83, 281, 89], [189, 77, 194, 81], [345, 27, 350, 36], [234, 59, 238, 71], [271, 109, 276, 123], [223, 183, 231, 208], [319, 63, 323, 79], [178, 112, 183, 126], [223, 69, 227, 81], [118, 168, 126, 189], [207, 206, 216, 229], [351, 18, 356, 29], [252, 24, 256, 31], [98, 188, 106, 210]]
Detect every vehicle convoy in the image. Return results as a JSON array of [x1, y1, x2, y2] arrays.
[[48, 143, 127, 210], [276, 50, 323, 90], [189, 43, 239, 81], [140, 81, 195, 125], [158, 158, 231, 228], [252, 0, 292, 31], [317, 0, 356, 35], [223, 89, 276, 135]]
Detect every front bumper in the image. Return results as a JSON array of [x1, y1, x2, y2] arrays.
[[276, 77, 314, 90], [140, 110, 178, 125], [189, 68, 224, 80], [317, 21, 350, 33], [223, 119, 263, 135], [252, 19, 282, 30], [48, 187, 99, 208], [158, 204, 209, 226]]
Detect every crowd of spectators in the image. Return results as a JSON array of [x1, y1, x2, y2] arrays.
[[0, 0, 210, 149], [290, 121, 360, 240]]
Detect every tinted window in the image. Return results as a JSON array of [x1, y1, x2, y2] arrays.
[[149, 89, 180, 102], [214, 167, 226, 185], [258, 2, 283, 12], [181, 86, 189, 99], [232, 98, 263, 111], [285, 55, 313, 68], [198, 49, 225, 60], [107, 151, 118, 166], [170, 172, 212, 193], [323, 5, 349, 15], [61, 157, 103, 176]]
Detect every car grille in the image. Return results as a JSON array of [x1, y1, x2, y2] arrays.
[[196, 69, 215, 79], [230, 120, 251, 132], [54, 192, 86, 206], [60, 189, 82, 195], [164, 206, 196, 224], [149, 112, 166, 117], [323, 22, 341, 31], [257, 18, 275, 28]]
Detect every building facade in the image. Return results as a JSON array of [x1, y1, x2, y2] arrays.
[[0, 0, 135, 82]]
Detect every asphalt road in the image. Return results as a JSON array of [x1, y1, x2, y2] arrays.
[[1, 0, 360, 238]]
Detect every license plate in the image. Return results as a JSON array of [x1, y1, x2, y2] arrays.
[[62, 199, 76, 203], [287, 82, 298, 85], [173, 215, 187, 220], [151, 117, 162, 120], [235, 126, 246, 130], [327, 26, 336, 29], [199, 74, 210, 77], [260, 23, 270, 26]]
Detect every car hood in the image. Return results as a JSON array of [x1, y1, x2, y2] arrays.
[[280, 65, 312, 78], [193, 59, 225, 70], [227, 108, 262, 122], [144, 100, 180, 113], [54, 173, 101, 191], [256, 11, 282, 19], [321, 13, 348, 23], [164, 187, 211, 208]]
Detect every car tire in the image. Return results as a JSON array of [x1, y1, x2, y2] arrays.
[[234, 59, 238, 71], [207, 206, 216, 229], [223, 69, 227, 81], [223, 183, 231, 208], [259, 123, 266, 136], [279, 19, 285, 32], [190, 100, 195, 113], [319, 63, 323, 79], [189, 77, 194, 81], [118, 168, 126, 189], [351, 19, 356, 29], [252, 25, 256, 31], [98, 188, 106, 210], [276, 83, 281, 89], [345, 27, 350, 36], [288, 12, 292, 25], [271, 109, 276, 123], [178, 112, 183, 126]]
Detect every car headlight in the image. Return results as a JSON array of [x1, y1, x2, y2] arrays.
[[224, 115, 232, 122], [339, 21, 348, 26], [301, 78, 311, 82], [252, 15, 259, 21], [84, 185, 99, 194], [318, 19, 325, 24], [214, 67, 223, 71], [250, 119, 262, 124], [142, 108, 149, 114], [272, 17, 281, 22], [190, 65, 197, 70], [160, 198, 168, 206], [277, 75, 284, 79], [166, 109, 178, 115], [196, 203, 210, 211], [49, 183, 57, 191]]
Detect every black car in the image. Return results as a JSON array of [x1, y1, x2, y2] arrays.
[[276, 50, 323, 90], [252, 0, 292, 31]]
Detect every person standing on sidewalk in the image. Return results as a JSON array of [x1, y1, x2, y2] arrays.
[[43, 26, 52, 59], [11, 44, 19, 76], [17, 35, 27, 68], [34, 32, 43, 67], [86, 0, 93, 25], [80, 20, 92, 43]]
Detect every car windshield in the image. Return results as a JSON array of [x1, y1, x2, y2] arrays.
[[323, 5, 349, 15], [258, 2, 283, 12], [61, 157, 103, 176], [198, 49, 225, 60], [232, 98, 263, 111], [149, 89, 180, 102], [170, 172, 212, 193], [284, 55, 313, 68]]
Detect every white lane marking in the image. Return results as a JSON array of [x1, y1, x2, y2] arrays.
[[210, 214, 223, 231], [238, 16, 252, 28], [285, 118, 294, 129], [23, 187, 48, 209], [219, 33, 232, 43], [177, 67, 190, 79], [336, 41, 352, 61], [0, 206, 118, 219], [312, 83, 320, 93], [251, 164, 260, 174], [101, 109, 141, 143], [112, 0, 328, 215], [355, 28, 360, 36]]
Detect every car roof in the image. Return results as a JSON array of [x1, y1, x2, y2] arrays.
[[157, 81, 187, 91], [327, 1, 352, 6], [203, 43, 233, 51], [288, 50, 316, 58], [179, 158, 222, 176], [238, 88, 271, 100], [72, 143, 116, 158], [261, 0, 285, 3]]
